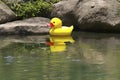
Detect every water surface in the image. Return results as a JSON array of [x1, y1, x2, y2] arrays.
[[0, 32, 120, 80]]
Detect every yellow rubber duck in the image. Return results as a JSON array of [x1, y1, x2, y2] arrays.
[[46, 36, 75, 52], [49, 17, 74, 35]]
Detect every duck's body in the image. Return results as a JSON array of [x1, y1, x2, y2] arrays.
[[48, 17, 74, 36], [50, 26, 73, 35]]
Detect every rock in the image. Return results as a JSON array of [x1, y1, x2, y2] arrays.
[[51, 0, 120, 32], [2, 0, 30, 5], [2, 0, 23, 4], [0, 1, 16, 24], [0, 17, 50, 35], [51, 0, 79, 26]]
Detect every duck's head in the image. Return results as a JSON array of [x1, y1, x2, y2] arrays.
[[49, 17, 62, 28]]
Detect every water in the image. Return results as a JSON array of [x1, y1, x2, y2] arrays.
[[0, 32, 120, 80]]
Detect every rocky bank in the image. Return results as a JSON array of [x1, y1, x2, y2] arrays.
[[0, 17, 50, 35], [1, 0, 120, 34], [51, 0, 120, 32]]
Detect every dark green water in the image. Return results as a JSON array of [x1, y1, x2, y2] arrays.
[[0, 32, 120, 80]]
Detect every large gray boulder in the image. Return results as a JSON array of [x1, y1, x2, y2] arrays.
[[0, 1, 16, 24], [0, 17, 50, 35], [51, 0, 120, 32]]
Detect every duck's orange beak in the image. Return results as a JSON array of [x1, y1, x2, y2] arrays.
[[49, 22, 54, 28], [46, 42, 54, 46]]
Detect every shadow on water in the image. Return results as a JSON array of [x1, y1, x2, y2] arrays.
[[0, 32, 120, 80]]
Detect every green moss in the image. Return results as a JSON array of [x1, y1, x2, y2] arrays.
[[9, 0, 60, 19]]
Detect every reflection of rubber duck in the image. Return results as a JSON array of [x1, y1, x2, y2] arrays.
[[48, 17, 74, 35], [46, 36, 75, 52]]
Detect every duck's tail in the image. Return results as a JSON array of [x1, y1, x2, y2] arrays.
[[70, 25, 74, 31]]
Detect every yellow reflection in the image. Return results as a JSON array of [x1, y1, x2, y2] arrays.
[[47, 36, 75, 52]]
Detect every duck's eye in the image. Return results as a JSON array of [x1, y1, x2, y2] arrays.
[[53, 22, 55, 23]]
